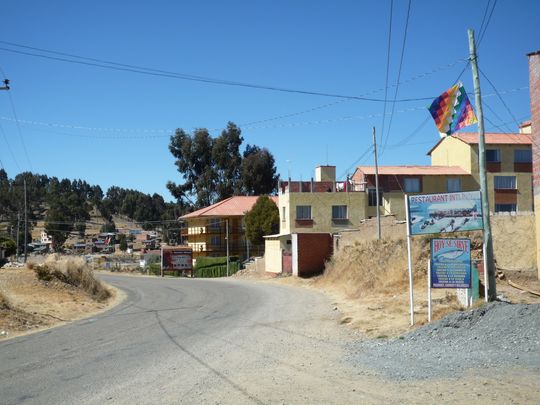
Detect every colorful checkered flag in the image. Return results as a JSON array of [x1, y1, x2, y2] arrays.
[[428, 82, 478, 137]]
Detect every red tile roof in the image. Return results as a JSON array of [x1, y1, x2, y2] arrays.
[[354, 165, 469, 177], [180, 196, 278, 219], [426, 132, 532, 155], [453, 132, 532, 145]]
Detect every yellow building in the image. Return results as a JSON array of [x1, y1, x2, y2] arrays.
[[428, 130, 533, 213], [278, 166, 368, 234], [352, 165, 477, 220], [180, 196, 278, 261]]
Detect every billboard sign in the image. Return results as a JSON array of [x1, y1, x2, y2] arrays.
[[407, 191, 483, 236], [430, 238, 471, 288], [162, 247, 192, 272]]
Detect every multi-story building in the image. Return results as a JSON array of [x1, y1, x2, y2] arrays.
[[427, 128, 533, 213], [179, 196, 278, 261]]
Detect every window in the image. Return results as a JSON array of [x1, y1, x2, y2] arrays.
[[368, 189, 383, 206], [514, 149, 532, 163], [296, 205, 312, 220], [495, 204, 516, 213], [486, 149, 501, 162], [332, 205, 348, 220], [209, 217, 220, 230], [403, 178, 421, 193], [447, 178, 462, 193], [210, 236, 221, 246], [494, 176, 516, 189]]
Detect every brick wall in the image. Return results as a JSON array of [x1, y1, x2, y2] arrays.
[[296, 233, 332, 277], [528, 51, 540, 195]]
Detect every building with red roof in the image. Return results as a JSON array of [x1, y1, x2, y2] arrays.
[[179, 196, 278, 260]]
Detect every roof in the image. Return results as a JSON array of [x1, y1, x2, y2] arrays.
[[354, 165, 469, 177], [427, 132, 532, 155], [180, 196, 279, 219]]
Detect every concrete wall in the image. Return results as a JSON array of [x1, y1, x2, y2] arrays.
[[430, 136, 474, 173], [280, 191, 368, 233], [264, 238, 283, 274]]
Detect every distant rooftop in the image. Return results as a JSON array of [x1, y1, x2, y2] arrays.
[[180, 196, 278, 219], [354, 165, 469, 176]]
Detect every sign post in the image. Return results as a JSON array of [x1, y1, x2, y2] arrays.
[[404, 195, 415, 326]]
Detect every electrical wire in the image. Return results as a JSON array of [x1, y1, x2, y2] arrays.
[[379, 0, 394, 145], [381, 0, 412, 155], [0, 121, 21, 171], [479, 67, 520, 128], [478, 0, 498, 45], [0, 65, 33, 171], [0, 45, 437, 103]]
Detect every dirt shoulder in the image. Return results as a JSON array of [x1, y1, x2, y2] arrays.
[[0, 265, 124, 341], [236, 266, 540, 339]]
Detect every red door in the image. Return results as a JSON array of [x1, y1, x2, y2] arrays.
[[282, 251, 292, 273]]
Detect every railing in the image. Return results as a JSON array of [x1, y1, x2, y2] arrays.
[[279, 180, 365, 194]]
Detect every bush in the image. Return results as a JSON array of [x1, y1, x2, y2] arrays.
[[194, 256, 240, 278], [34, 255, 111, 302], [0, 292, 11, 310]]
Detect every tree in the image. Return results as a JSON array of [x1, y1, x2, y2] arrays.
[[241, 145, 279, 195], [244, 196, 279, 246], [167, 122, 278, 209], [212, 122, 243, 200], [100, 221, 117, 233], [118, 234, 128, 252], [168, 128, 216, 208], [44, 204, 73, 250], [0, 236, 16, 257]]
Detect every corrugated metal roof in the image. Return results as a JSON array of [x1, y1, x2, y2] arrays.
[[180, 196, 279, 219], [354, 165, 469, 176]]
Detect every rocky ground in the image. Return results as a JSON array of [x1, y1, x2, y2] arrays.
[[347, 301, 540, 380]]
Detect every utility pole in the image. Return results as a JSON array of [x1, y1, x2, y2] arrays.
[[373, 127, 381, 240], [16, 212, 20, 259], [468, 28, 497, 301], [226, 219, 230, 277], [24, 179, 28, 263]]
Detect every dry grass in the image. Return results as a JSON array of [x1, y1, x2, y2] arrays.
[[317, 237, 431, 298], [0, 291, 11, 310], [33, 255, 111, 302]]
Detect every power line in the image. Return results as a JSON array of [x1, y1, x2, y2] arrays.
[[479, 67, 520, 128], [381, 0, 412, 155], [380, 0, 394, 145], [0, 65, 33, 171], [0, 45, 437, 103], [0, 121, 21, 171], [478, 0, 498, 45]]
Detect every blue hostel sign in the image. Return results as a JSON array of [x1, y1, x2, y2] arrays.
[[431, 238, 472, 288]]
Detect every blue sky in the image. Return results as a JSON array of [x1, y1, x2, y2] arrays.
[[0, 0, 538, 201]]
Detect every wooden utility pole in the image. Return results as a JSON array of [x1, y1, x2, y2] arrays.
[[16, 212, 20, 259], [468, 28, 497, 301], [24, 179, 28, 263], [373, 127, 381, 240]]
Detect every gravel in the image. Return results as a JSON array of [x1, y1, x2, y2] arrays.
[[347, 302, 540, 380]]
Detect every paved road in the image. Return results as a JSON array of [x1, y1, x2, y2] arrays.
[[0, 275, 375, 404]]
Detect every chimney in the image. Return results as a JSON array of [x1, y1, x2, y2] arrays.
[[528, 50, 540, 278], [315, 165, 336, 182]]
